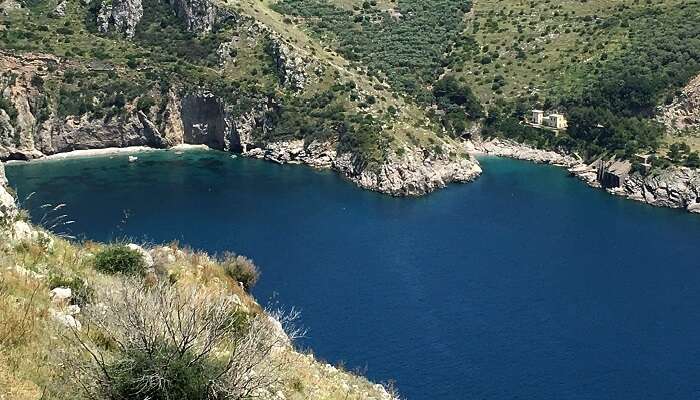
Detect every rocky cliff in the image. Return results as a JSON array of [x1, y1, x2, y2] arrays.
[[267, 39, 308, 91], [168, 0, 227, 33], [96, 0, 144, 38], [0, 161, 17, 225], [475, 137, 700, 213], [571, 160, 700, 213], [659, 73, 700, 135], [0, 51, 480, 196]]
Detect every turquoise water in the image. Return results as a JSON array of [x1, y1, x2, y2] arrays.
[[6, 150, 700, 400]]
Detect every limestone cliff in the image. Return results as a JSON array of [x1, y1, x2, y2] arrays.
[[0, 52, 480, 196], [267, 39, 308, 91], [0, 162, 17, 224], [659, 73, 700, 135], [96, 0, 144, 38], [168, 0, 227, 33]]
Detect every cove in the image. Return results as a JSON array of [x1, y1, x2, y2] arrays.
[[6, 150, 700, 400]]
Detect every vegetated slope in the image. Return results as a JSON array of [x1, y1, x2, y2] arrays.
[[0, 0, 481, 196], [470, 0, 700, 166]]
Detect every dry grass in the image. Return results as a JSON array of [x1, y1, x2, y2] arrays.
[[0, 224, 396, 400]]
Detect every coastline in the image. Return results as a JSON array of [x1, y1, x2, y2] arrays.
[[470, 137, 700, 214], [4, 144, 210, 164], [5, 137, 698, 214]]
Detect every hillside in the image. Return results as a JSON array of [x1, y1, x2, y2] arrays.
[[0, 162, 397, 400], [0, 0, 698, 204], [0, 0, 482, 196]]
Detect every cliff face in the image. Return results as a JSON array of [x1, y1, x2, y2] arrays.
[[0, 162, 17, 225], [0, 52, 480, 196], [659, 73, 700, 135], [168, 0, 227, 33], [96, 0, 144, 38], [616, 167, 700, 213]]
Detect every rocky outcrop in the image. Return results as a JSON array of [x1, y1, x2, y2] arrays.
[[267, 39, 307, 91], [247, 138, 482, 196], [474, 136, 700, 213], [622, 167, 700, 212], [0, 161, 17, 225], [472, 137, 580, 166], [569, 159, 700, 213], [168, 0, 229, 34], [51, 0, 67, 18], [96, 0, 143, 38], [659, 73, 700, 135]]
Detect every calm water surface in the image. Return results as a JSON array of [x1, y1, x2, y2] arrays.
[[6, 150, 700, 400]]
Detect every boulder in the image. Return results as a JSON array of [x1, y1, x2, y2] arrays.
[[127, 243, 155, 268], [50, 309, 82, 330], [50, 287, 72, 306], [11, 220, 32, 241]]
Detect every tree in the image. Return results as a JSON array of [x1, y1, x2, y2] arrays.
[[668, 142, 690, 164], [685, 151, 700, 168]]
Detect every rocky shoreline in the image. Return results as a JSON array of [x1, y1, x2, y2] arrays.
[[247, 138, 482, 196], [472, 137, 700, 214]]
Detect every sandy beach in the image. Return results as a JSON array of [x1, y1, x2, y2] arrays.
[[5, 144, 211, 164]]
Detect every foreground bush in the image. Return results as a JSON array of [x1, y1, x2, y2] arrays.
[[65, 278, 298, 400], [93, 245, 146, 276], [221, 253, 260, 291]]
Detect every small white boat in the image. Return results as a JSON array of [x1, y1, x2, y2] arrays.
[[128, 156, 138, 162]]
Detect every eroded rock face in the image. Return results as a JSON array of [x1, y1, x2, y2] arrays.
[[181, 93, 229, 150], [96, 0, 143, 38], [659, 73, 700, 135], [0, 51, 481, 197], [621, 167, 700, 213], [0, 162, 17, 224], [51, 0, 67, 18], [246, 138, 482, 196], [168, 0, 224, 34], [267, 39, 307, 91]]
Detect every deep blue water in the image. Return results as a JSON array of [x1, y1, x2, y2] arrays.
[[6, 150, 700, 400]]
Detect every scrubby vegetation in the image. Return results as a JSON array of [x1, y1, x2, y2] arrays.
[[0, 220, 397, 400], [93, 244, 146, 276], [220, 252, 261, 291], [273, 0, 471, 100], [480, 0, 700, 163], [65, 278, 296, 400]]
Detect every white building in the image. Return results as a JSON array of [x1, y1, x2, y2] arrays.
[[532, 110, 544, 125], [546, 114, 568, 129]]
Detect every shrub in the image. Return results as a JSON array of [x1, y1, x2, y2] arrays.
[[136, 95, 156, 112], [221, 253, 260, 290], [93, 245, 146, 276], [65, 278, 299, 400]]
